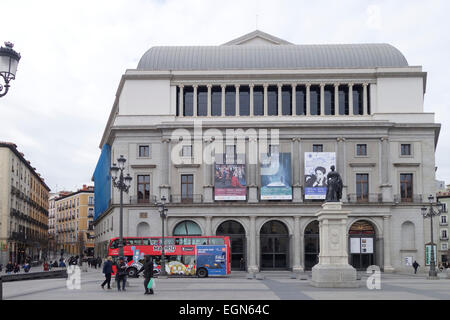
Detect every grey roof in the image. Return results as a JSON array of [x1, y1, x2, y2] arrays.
[[137, 43, 408, 71]]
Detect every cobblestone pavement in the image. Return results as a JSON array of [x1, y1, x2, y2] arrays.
[[2, 268, 449, 300]]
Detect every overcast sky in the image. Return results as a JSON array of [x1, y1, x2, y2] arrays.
[[1, 0, 449, 192]]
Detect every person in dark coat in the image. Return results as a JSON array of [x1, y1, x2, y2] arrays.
[[413, 260, 420, 274], [101, 256, 113, 290], [6, 261, 13, 274], [141, 256, 154, 295], [13, 262, 20, 273], [115, 257, 127, 291]]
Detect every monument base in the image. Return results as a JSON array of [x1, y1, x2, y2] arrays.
[[310, 264, 359, 288]]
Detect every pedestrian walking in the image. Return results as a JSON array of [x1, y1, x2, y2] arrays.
[[239, 257, 245, 271], [43, 261, 49, 271], [413, 260, 420, 274], [141, 256, 154, 295], [6, 261, 13, 274], [23, 261, 31, 273], [97, 256, 102, 269], [115, 257, 127, 291], [101, 256, 113, 290]]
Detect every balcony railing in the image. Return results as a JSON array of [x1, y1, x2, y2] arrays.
[[346, 193, 382, 203], [393, 194, 423, 203], [440, 221, 448, 226], [129, 195, 158, 205], [440, 236, 449, 241], [170, 194, 203, 204]]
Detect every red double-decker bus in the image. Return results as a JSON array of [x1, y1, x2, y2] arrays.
[[108, 235, 231, 278]]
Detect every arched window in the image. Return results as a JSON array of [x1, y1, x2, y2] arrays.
[[173, 220, 202, 236]]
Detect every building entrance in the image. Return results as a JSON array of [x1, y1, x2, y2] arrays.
[[349, 220, 376, 270], [304, 220, 319, 270], [260, 221, 289, 270], [216, 220, 246, 270]]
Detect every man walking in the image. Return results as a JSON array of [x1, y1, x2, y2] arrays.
[[413, 260, 420, 274], [115, 257, 127, 291], [101, 256, 113, 290]]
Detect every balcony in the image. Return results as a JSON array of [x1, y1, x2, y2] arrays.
[[393, 194, 423, 203], [129, 195, 158, 205], [440, 236, 448, 241], [346, 193, 382, 203], [440, 221, 448, 226], [170, 194, 203, 204]]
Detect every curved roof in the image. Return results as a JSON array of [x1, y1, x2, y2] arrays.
[[137, 44, 408, 71]]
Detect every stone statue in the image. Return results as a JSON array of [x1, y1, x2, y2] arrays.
[[325, 165, 343, 202]]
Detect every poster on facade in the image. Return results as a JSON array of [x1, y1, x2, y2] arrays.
[[404, 256, 413, 266], [425, 244, 437, 266], [214, 164, 246, 200], [350, 238, 361, 253], [260, 152, 292, 200], [361, 238, 374, 253], [304, 152, 336, 199]]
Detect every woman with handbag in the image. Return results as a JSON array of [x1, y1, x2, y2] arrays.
[[142, 255, 154, 295]]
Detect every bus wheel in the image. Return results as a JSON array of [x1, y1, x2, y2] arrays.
[[197, 268, 208, 278], [127, 267, 138, 277]]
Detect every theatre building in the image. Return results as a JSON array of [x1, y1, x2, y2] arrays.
[[93, 30, 440, 273]]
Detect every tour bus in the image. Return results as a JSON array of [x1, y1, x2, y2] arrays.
[[108, 236, 231, 278]]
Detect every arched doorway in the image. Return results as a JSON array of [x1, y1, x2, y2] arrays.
[[216, 220, 246, 270], [137, 222, 150, 237], [260, 220, 289, 270], [173, 220, 202, 236], [304, 220, 319, 271], [349, 220, 376, 270]]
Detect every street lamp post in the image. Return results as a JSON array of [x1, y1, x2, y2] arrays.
[[155, 196, 168, 277], [110, 155, 132, 258], [421, 194, 444, 279], [0, 42, 21, 98]]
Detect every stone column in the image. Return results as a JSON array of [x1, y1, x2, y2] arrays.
[[203, 138, 214, 203], [306, 84, 311, 116], [205, 216, 212, 236], [363, 83, 368, 116], [193, 85, 198, 117], [320, 83, 325, 116], [179, 85, 184, 118], [263, 83, 268, 116], [159, 138, 171, 200], [334, 83, 339, 116], [380, 137, 393, 202], [348, 83, 354, 116], [292, 137, 303, 202], [278, 84, 282, 116], [221, 84, 226, 117], [248, 137, 258, 203], [292, 216, 304, 272], [292, 84, 297, 116], [310, 202, 358, 287], [235, 84, 240, 116], [207, 84, 212, 117], [248, 216, 258, 273], [383, 215, 395, 272], [337, 137, 347, 202], [249, 84, 254, 117]]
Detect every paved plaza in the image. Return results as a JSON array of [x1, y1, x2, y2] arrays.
[[2, 268, 449, 300]]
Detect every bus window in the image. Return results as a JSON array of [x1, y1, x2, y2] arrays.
[[142, 239, 151, 245], [209, 238, 225, 245], [164, 238, 175, 245], [183, 238, 191, 245], [182, 255, 195, 265], [126, 238, 142, 246], [192, 238, 208, 245], [110, 239, 119, 249]]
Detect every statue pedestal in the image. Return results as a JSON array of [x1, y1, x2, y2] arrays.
[[310, 202, 359, 288]]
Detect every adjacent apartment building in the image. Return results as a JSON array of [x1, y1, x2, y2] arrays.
[[436, 189, 450, 264], [54, 185, 95, 256], [93, 30, 440, 272], [0, 142, 50, 265]]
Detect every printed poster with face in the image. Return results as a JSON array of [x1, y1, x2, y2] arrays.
[[304, 152, 336, 200], [260, 152, 292, 200], [214, 164, 246, 200]]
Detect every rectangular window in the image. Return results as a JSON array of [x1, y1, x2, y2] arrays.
[[88, 197, 94, 205], [211, 86, 222, 116], [267, 85, 278, 116], [181, 174, 194, 202], [313, 144, 323, 152], [197, 86, 208, 116], [356, 174, 369, 202], [400, 173, 413, 202], [324, 85, 335, 115], [225, 86, 236, 116], [353, 85, 364, 115], [338, 85, 349, 115], [239, 85, 250, 116], [137, 175, 150, 203], [442, 230, 448, 239], [253, 85, 264, 116], [176, 86, 180, 116], [401, 144, 411, 156], [181, 145, 192, 157], [309, 85, 320, 115], [295, 85, 306, 115], [356, 144, 367, 156], [441, 215, 447, 224], [183, 86, 194, 116], [281, 85, 292, 115], [139, 145, 150, 157]]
